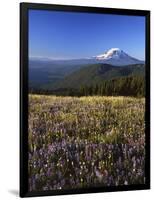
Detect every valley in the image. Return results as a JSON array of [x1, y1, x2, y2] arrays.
[[29, 48, 145, 97]]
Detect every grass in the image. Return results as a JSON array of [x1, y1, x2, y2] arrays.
[[28, 95, 145, 191]]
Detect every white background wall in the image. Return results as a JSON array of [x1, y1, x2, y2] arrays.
[[0, 0, 153, 199]]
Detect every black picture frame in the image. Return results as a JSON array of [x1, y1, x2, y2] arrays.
[[20, 2, 150, 197]]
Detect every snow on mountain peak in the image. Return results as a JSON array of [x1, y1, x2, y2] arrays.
[[94, 48, 144, 66], [96, 48, 126, 60]]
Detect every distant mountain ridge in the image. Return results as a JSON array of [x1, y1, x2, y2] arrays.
[[30, 48, 144, 67], [29, 48, 145, 90]]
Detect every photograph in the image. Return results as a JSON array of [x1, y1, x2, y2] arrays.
[[28, 8, 146, 192]]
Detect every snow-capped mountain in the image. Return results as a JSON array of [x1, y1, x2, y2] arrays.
[[29, 48, 145, 90], [30, 48, 144, 69], [93, 48, 144, 66]]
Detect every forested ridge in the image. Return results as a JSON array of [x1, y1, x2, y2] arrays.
[[29, 75, 145, 97]]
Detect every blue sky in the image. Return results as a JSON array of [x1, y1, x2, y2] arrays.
[[29, 9, 145, 60]]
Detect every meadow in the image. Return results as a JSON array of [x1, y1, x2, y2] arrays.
[[28, 95, 145, 191]]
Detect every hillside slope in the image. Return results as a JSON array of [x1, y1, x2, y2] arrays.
[[49, 63, 145, 89]]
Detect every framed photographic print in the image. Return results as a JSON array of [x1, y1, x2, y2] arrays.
[[20, 2, 150, 197]]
